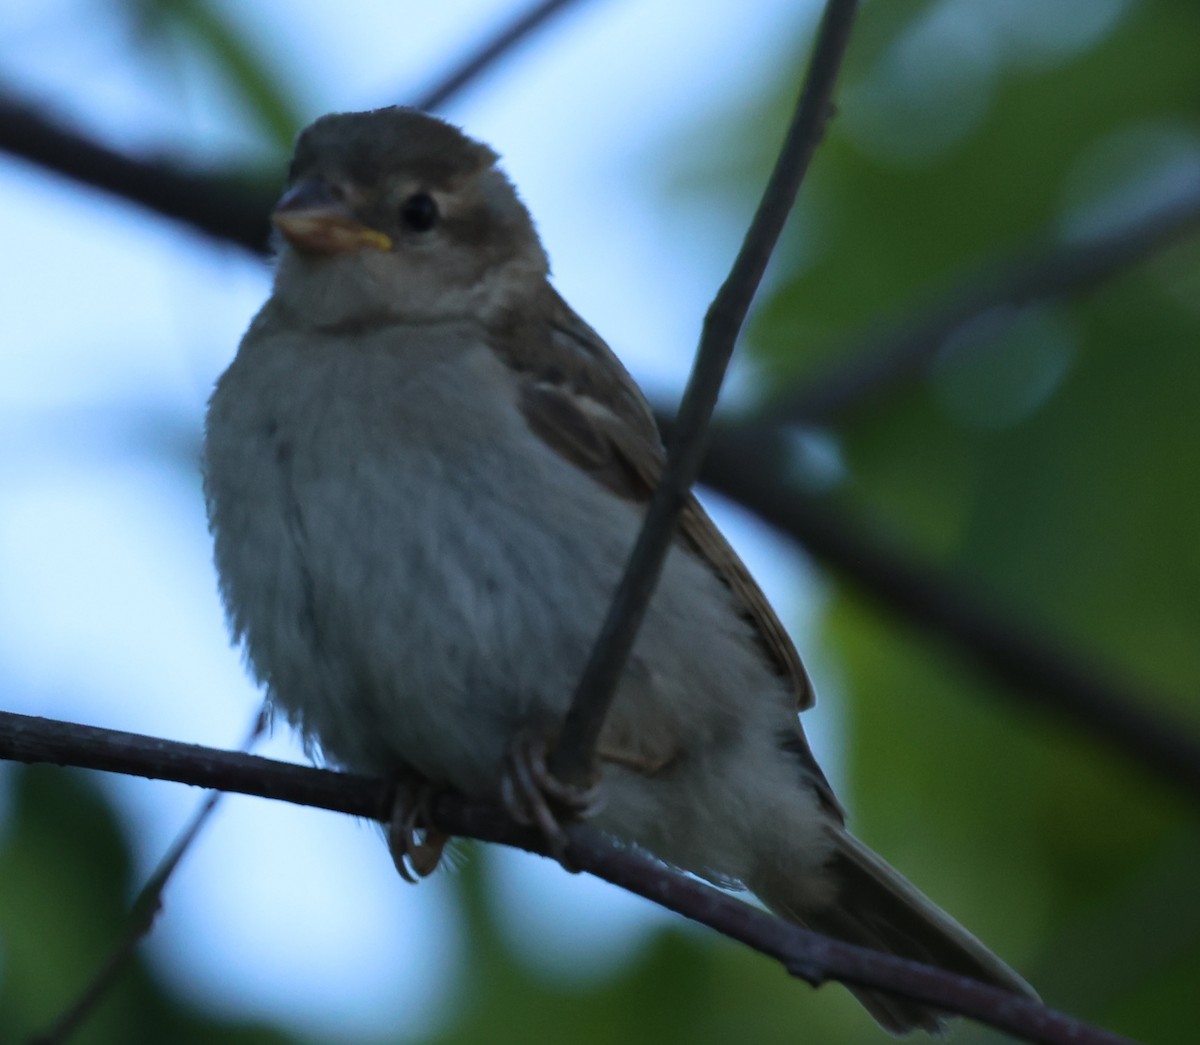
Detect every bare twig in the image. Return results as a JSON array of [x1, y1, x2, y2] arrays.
[[33, 707, 268, 1045], [32, 794, 223, 1045], [0, 710, 1135, 1045], [549, 0, 861, 783], [760, 189, 1200, 425], [693, 423, 1200, 802], [414, 0, 592, 111]]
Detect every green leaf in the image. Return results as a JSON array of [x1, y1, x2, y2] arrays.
[[129, 0, 302, 153]]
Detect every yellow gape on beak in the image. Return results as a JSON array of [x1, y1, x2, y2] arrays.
[[271, 179, 393, 255]]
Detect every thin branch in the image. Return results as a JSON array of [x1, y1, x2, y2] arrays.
[[0, 710, 1135, 1045], [32, 794, 223, 1045], [414, 0, 592, 111], [549, 0, 860, 783], [33, 707, 268, 1045], [692, 423, 1200, 802], [760, 190, 1200, 425]]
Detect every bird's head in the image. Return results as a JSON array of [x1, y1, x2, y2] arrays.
[[270, 106, 549, 329]]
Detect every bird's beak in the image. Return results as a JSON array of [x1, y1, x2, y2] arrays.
[[271, 179, 393, 255]]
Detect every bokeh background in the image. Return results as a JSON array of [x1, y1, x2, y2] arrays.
[[2, 1, 1199, 1042]]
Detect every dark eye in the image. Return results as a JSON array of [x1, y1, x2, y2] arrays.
[[399, 192, 438, 232]]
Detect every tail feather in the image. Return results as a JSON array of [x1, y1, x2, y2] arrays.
[[756, 830, 1037, 1035]]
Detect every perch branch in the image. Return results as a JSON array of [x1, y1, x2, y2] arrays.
[[0, 710, 1135, 1045]]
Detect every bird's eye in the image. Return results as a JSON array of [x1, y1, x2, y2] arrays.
[[399, 192, 438, 232]]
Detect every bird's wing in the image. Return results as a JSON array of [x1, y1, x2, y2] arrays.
[[495, 284, 814, 708], [491, 285, 839, 812]]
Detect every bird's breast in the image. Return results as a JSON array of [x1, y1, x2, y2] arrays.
[[205, 322, 648, 785]]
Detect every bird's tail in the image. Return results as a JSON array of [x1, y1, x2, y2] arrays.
[[753, 828, 1037, 1035]]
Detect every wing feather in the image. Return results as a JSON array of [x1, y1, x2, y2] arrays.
[[488, 285, 839, 811], [494, 286, 814, 707]]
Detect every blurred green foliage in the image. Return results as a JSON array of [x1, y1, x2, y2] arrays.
[[3, 2, 1200, 1044], [0, 768, 291, 1044], [131, 0, 302, 155]]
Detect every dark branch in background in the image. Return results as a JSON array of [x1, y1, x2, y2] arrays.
[[549, 0, 860, 783], [691, 424, 1200, 802], [0, 96, 277, 252], [414, 0, 590, 111], [0, 711, 1135, 1045], [0, 0, 588, 255], [761, 189, 1200, 426]]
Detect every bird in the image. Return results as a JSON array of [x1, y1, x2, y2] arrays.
[[203, 105, 1036, 1034]]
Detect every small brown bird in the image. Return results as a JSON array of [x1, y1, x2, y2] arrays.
[[203, 106, 1035, 1033]]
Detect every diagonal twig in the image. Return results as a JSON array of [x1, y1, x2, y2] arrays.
[[548, 0, 861, 783], [32, 706, 269, 1045], [0, 710, 1136, 1045], [414, 0, 593, 111], [33, 793, 224, 1045]]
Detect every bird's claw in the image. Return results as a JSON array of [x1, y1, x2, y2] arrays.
[[499, 726, 603, 870], [387, 774, 449, 883]]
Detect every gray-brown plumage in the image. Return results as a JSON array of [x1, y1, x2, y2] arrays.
[[203, 106, 1036, 1034]]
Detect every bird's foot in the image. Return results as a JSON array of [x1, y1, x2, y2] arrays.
[[499, 725, 603, 870], [387, 773, 449, 883]]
